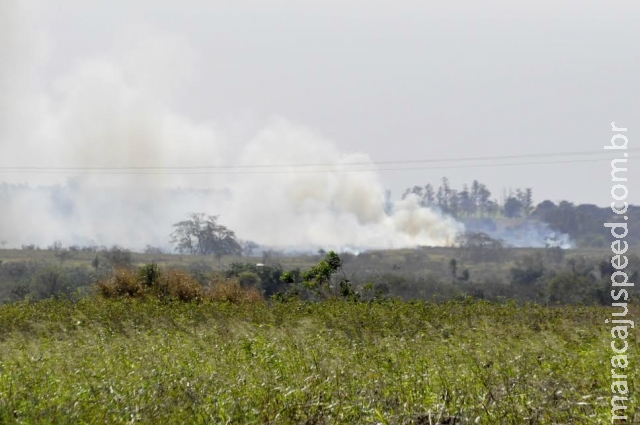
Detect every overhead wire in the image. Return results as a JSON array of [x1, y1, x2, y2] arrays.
[[0, 148, 634, 175]]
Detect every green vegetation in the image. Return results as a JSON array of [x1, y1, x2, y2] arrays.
[[0, 251, 636, 423], [0, 296, 633, 424], [1, 244, 639, 306]]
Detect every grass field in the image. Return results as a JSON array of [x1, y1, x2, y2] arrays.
[[0, 297, 633, 424]]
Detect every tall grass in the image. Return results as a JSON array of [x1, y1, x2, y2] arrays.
[[0, 296, 634, 424]]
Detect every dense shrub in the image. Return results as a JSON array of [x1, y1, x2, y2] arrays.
[[97, 264, 262, 303], [206, 276, 263, 304], [226, 262, 290, 296], [237, 271, 261, 288], [101, 246, 134, 269], [547, 272, 600, 305], [0, 261, 93, 302], [97, 268, 144, 298]]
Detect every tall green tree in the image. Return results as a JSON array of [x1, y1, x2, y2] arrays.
[[503, 197, 524, 218], [170, 213, 242, 260]]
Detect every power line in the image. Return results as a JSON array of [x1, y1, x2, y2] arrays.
[[0, 156, 633, 175], [0, 148, 636, 171]]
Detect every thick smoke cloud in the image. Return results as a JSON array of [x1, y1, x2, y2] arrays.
[[224, 120, 462, 250], [0, 3, 462, 251], [0, 0, 51, 158]]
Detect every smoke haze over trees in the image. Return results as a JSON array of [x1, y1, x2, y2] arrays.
[[1, 176, 638, 251], [401, 178, 639, 249]]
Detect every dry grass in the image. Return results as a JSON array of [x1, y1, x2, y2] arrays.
[[205, 277, 264, 304], [97, 265, 262, 304]]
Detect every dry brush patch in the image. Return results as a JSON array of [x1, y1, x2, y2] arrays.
[[97, 264, 263, 304]]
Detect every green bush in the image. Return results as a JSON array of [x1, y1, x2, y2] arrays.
[[237, 271, 261, 288]]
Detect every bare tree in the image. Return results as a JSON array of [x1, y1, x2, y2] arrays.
[[241, 240, 259, 257], [49, 240, 63, 251]]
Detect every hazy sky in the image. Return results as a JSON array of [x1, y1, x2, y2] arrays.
[[3, 0, 639, 206]]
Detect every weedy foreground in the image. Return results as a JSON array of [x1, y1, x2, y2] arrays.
[[0, 297, 634, 424]]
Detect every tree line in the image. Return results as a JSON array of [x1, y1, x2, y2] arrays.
[[402, 177, 639, 248], [402, 177, 534, 218]]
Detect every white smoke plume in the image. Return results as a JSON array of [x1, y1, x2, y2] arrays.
[[223, 120, 462, 250], [0, 2, 462, 251]]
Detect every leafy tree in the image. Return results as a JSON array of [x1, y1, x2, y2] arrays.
[[532, 200, 556, 218], [485, 200, 500, 217], [138, 263, 162, 288], [455, 231, 506, 262], [598, 260, 617, 278], [503, 197, 523, 218], [102, 246, 133, 269], [423, 184, 435, 206], [402, 185, 424, 201], [449, 258, 458, 280], [10, 282, 30, 300], [473, 181, 492, 216], [436, 177, 454, 213], [301, 251, 357, 300], [402, 178, 499, 217], [459, 185, 475, 217], [511, 266, 544, 286], [226, 262, 289, 296], [471, 180, 481, 209], [460, 269, 470, 282], [170, 213, 206, 255], [34, 265, 71, 299], [449, 190, 460, 217], [518, 188, 534, 216], [547, 273, 597, 305], [170, 213, 241, 261], [91, 255, 100, 273]]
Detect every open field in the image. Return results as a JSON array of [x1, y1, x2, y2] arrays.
[[0, 297, 634, 424]]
